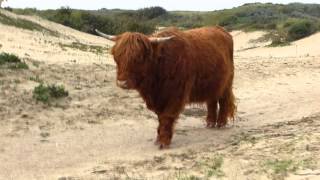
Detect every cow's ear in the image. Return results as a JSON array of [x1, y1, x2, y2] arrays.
[[149, 36, 175, 43]]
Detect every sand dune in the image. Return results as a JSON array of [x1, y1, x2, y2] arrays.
[[233, 30, 320, 58], [0, 9, 114, 65]]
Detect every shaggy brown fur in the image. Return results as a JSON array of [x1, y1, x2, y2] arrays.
[[110, 26, 236, 149]]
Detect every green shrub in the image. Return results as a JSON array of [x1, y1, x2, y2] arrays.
[[33, 84, 69, 104], [51, 6, 73, 27], [287, 20, 317, 41], [44, 7, 156, 35], [0, 53, 21, 64], [136, 6, 167, 19], [218, 15, 238, 27], [265, 30, 291, 46], [48, 85, 69, 98], [33, 84, 50, 103], [268, 23, 277, 29], [125, 21, 155, 34], [4, 7, 13, 12], [0, 53, 28, 69]]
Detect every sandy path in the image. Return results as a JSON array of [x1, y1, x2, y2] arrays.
[[0, 56, 319, 180], [235, 57, 320, 126], [1, 10, 320, 179]]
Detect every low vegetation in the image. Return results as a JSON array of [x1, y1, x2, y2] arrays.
[[263, 158, 317, 179], [0, 52, 28, 69], [264, 159, 298, 178], [205, 156, 225, 178], [58, 42, 108, 54], [175, 173, 201, 180], [9, 3, 320, 45], [33, 83, 69, 104], [29, 75, 43, 83]]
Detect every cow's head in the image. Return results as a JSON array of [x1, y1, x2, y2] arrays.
[[96, 29, 174, 90]]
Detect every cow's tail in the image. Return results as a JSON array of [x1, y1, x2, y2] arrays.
[[225, 81, 237, 121], [226, 40, 236, 121]]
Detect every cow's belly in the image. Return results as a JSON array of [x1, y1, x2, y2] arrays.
[[188, 73, 227, 103]]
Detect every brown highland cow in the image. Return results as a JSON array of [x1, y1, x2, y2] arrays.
[[96, 26, 236, 149]]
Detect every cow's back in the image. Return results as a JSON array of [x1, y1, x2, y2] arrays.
[[150, 26, 234, 111]]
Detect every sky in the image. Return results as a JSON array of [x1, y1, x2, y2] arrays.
[[2, 0, 319, 11]]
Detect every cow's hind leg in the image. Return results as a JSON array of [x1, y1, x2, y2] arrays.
[[206, 99, 218, 128], [156, 115, 177, 149], [217, 87, 236, 128]]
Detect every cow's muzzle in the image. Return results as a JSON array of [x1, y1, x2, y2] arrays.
[[116, 80, 129, 89]]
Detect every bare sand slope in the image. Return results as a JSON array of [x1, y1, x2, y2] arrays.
[[0, 11, 319, 180], [234, 30, 320, 57], [231, 31, 270, 52], [0, 9, 114, 65]]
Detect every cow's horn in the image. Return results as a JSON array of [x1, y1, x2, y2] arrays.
[[95, 29, 116, 41], [149, 36, 175, 43]]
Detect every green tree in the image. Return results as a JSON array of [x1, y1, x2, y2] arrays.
[[287, 20, 316, 41]]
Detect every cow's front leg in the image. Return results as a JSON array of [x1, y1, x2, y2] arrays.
[[156, 115, 176, 149], [154, 125, 160, 145], [206, 99, 218, 128]]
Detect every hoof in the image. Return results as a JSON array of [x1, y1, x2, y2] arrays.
[[216, 123, 227, 128], [154, 139, 160, 145], [159, 144, 170, 150], [206, 122, 216, 129]]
